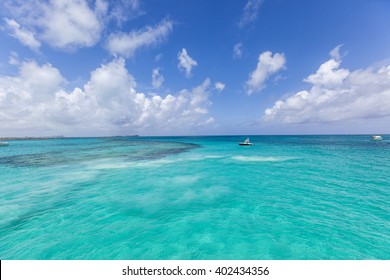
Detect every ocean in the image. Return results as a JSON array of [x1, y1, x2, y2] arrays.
[[0, 135, 389, 259]]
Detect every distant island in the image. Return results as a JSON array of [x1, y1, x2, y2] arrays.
[[0, 135, 139, 140], [0, 136, 65, 141]]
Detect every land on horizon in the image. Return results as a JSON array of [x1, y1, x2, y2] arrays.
[[1, 133, 389, 141]]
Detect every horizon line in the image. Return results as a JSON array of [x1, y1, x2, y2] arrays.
[[1, 133, 389, 140]]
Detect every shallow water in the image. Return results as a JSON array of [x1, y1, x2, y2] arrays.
[[0, 135, 389, 259]]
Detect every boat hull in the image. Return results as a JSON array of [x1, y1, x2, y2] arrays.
[[371, 136, 382, 141]]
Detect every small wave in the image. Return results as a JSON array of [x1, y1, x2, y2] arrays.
[[132, 158, 178, 167], [86, 159, 131, 170], [232, 155, 296, 162], [184, 155, 226, 161], [85, 154, 229, 170], [204, 155, 226, 159], [132, 154, 227, 167]]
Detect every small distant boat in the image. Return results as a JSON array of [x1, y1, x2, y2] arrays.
[[371, 135, 382, 141], [0, 141, 9, 146], [239, 138, 254, 146]]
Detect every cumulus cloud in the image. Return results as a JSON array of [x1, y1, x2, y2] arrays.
[[4, 18, 41, 50], [2, 0, 103, 50], [239, 0, 263, 28], [107, 18, 173, 58], [264, 47, 390, 125], [151, 68, 164, 89], [2, 0, 145, 51], [246, 51, 286, 95], [304, 45, 349, 87], [215, 82, 225, 92], [0, 60, 66, 104], [233, 43, 243, 58], [0, 58, 214, 136], [178, 48, 198, 78], [136, 78, 213, 131], [0, 60, 67, 132], [40, 0, 103, 49]]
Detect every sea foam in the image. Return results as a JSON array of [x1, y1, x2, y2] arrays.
[[231, 155, 296, 162]]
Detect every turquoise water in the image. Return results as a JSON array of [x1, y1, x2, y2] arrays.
[[0, 135, 389, 259]]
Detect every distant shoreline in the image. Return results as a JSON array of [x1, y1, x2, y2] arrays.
[[0, 135, 140, 141], [0, 136, 64, 141], [1, 134, 388, 141]]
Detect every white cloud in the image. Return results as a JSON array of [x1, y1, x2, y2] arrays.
[[264, 48, 390, 125], [198, 117, 215, 126], [178, 48, 198, 78], [233, 43, 243, 58], [239, 0, 263, 28], [155, 53, 163, 62], [4, 18, 41, 50], [246, 51, 286, 95], [41, 0, 102, 49], [2, 0, 145, 51], [0, 60, 67, 131], [0, 58, 214, 136], [151, 68, 164, 89], [304, 45, 349, 87], [2, 0, 103, 50], [330, 44, 343, 61], [19, 61, 67, 97], [135, 79, 213, 132], [107, 18, 173, 58], [8, 52, 20, 65], [215, 82, 225, 92], [109, 0, 142, 25]]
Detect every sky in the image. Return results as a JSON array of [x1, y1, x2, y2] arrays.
[[1, 0, 390, 136]]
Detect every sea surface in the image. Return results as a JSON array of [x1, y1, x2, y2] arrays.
[[0, 135, 389, 259]]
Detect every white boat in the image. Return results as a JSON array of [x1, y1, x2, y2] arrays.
[[239, 138, 254, 146], [0, 141, 9, 146], [371, 135, 382, 141]]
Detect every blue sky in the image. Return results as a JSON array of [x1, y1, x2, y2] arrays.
[[1, 0, 390, 136]]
